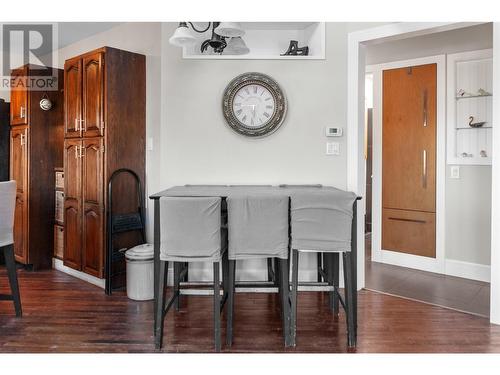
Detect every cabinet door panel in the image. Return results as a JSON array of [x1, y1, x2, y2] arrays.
[[82, 53, 104, 137], [10, 127, 27, 194], [63, 139, 82, 270], [82, 138, 104, 277], [13, 193, 27, 262], [10, 67, 28, 125], [63, 201, 81, 270], [64, 58, 82, 138]]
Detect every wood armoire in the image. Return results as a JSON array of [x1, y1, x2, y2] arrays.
[[63, 47, 145, 278], [9, 65, 64, 269]]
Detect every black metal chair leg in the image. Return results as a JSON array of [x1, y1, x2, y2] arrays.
[[155, 260, 167, 350], [317, 252, 323, 282], [332, 253, 340, 316], [324, 253, 334, 310], [183, 262, 189, 282], [4, 244, 22, 317], [222, 252, 229, 301], [174, 262, 181, 311], [279, 258, 291, 347], [343, 252, 356, 348], [213, 261, 221, 352], [290, 249, 299, 347], [226, 259, 235, 347], [267, 258, 273, 282]]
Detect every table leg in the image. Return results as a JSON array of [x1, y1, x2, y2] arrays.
[[153, 199, 160, 337]]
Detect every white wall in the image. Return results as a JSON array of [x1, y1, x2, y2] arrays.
[[366, 23, 493, 269], [50, 22, 162, 241], [161, 22, 385, 280]]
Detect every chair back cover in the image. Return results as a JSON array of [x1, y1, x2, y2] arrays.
[[0, 180, 16, 247]]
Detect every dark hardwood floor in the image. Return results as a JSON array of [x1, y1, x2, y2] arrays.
[[2, 267, 500, 353]]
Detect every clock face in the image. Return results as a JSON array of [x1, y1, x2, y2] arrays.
[[232, 84, 276, 128], [223, 72, 287, 137]]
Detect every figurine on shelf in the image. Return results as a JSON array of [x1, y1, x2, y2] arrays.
[[457, 88, 468, 97], [477, 88, 492, 96], [468, 116, 486, 128], [281, 40, 309, 56]]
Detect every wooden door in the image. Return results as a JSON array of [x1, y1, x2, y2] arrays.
[[382, 64, 436, 258], [10, 67, 28, 126], [82, 53, 104, 137], [81, 138, 104, 277], [64, 58, 82, 138], [10, 127, 28, 262], [63, 139, 82, 270]]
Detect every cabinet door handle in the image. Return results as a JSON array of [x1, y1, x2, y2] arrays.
[[75, 118, 79, 131], [20, 133, 25, 146], [20, 106, 25, 119], [423, 89, 428, 127], [80, 119, 86, 132], [388, 217, 427, 224], [422, 149, 427, 189], [79, 146, 85, 158]]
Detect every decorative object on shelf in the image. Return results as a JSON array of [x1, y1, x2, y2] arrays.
[[468, 116, 486, 128], [461, 152, 473, 158], [222, 72, 287, 138], [457, 88, 468, 97], [281, 40, 309, 56], [39, 93, 53, 111], [169, 22, 248, 55], [480, 150, 488, 158], [477, 88, 492, 96]]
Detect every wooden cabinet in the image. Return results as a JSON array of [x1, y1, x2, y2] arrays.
[[9, 65, 64, 268], [63, 47, 145, 279], [10, 67, 28, 126]]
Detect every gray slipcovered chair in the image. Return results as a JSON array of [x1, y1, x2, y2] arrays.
[[225, 194, 292, 347], [0, 181, 22, 317], [154, 196, 229, 352], [289, 189, 358, 347]]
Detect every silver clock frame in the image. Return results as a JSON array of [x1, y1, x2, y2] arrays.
[[222, 72, 287, 138]]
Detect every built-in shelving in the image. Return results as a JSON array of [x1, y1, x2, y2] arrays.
[[447, 49, 493, 165], [182, 22, 325, 60]]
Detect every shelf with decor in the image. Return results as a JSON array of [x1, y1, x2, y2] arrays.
[[171, 22, 325, 60], [447, 49, 493, 165]]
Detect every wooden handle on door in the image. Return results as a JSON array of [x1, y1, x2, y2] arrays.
[[388, 217, 427, 224], [422, 149, 427, 189], [423, 89, 428, 127]]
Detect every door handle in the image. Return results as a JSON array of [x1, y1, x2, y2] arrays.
[[422, 149, 427, 189], [79, 145, 85, 158], [20, 133, 25, 146], [388, 217, 427, 224], [75, 118, 79, 131], [423, 89, 428, 127], [80, 118, 86, 132], [20, 106, 25, 119]]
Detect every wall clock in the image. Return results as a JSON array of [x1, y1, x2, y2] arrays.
[[222, 72, 287, 137]]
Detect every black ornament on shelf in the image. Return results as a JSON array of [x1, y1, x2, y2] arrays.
[[281, 40, 309, 56]]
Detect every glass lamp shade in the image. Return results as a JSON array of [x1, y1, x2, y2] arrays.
[[169, 24, 196, 47], [214, 22, 245, 38], [225, 37, 250, 55]]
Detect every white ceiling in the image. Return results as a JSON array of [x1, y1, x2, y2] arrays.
[[57, 22, 122, 50]]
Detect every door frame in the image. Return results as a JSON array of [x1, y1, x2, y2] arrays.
[[366, 55, 446, 274], [348, 22, 500, 324]]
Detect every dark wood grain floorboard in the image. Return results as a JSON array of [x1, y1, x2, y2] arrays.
[[1, 268, 500, 353]]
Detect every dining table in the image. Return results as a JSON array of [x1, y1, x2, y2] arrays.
[[149, 184, 361, 334]]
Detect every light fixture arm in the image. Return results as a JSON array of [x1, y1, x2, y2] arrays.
[[187, 22, 212, 34]]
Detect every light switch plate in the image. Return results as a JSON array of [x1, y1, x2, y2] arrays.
[[147, 137, 154, 151], [450, 165, 460, 179], [326, 142, 340, 155]]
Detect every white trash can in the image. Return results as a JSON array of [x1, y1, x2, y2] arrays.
[[125, 243, 154, 301]]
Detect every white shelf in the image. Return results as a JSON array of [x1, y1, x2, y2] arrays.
[[182, 22, 325, 60], [447, 49, 493, 165]]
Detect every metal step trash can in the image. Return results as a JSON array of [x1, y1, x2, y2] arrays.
[[125, 243, 154, 301]]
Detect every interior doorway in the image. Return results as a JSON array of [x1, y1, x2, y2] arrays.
[[361, 24, 493, 318]]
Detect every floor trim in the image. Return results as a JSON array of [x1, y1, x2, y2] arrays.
[[52, 258, 105, 289], [445, 259, 491, 283]]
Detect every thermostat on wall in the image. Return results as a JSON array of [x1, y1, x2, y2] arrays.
[[326, 126, 343, 137]]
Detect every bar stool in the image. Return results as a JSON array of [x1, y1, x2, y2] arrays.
[[154, 196, 229, 351], [0, 181, 22, 317], [289, 190, 358, 347], [226, 194, 291, 347]]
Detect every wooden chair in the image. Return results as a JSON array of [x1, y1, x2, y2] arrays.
[[0, 181, 22, 317]]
